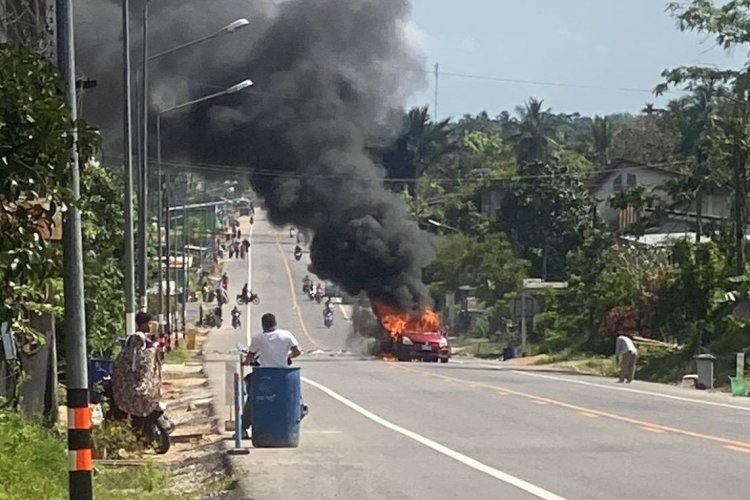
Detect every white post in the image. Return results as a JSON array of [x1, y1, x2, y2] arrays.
[[520, 291, 527, 355]]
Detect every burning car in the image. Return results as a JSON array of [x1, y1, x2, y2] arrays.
[[372, 300, 451, 363]]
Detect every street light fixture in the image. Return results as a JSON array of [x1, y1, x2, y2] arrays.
[[139, 12, 251, 313], [427, 218, 461, 233], [148, 18, 251, 61], [156, 79, 253, 335]]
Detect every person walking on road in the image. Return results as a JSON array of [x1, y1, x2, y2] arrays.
[[615, 331, 638, 383], [241, 313, 302, 438]]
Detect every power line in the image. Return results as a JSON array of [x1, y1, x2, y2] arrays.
[[392, 65, 685, 96], [102, 154, 687, 185]]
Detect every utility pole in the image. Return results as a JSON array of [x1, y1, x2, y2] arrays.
[[138, 0, 149, 312], [56, 0, 92, 497], [434, 62, 439, 121], [123, 0, 136, 335], [165, 170, 172, 337], [182, 175, 188, 336], [157, 172, 164, 331]]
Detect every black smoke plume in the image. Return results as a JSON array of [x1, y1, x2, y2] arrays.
[[75, 0, 434, 312]]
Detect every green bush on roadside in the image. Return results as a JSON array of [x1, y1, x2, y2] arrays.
[[0, 408, 68, 500]]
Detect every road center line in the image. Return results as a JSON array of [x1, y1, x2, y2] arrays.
[[302, 376, 567, 500], [274, 233, 322, 350], [511, 370, 750, 413], [393, 364, 750, 451]]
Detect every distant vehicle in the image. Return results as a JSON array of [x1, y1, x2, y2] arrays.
[[385, 330, 451, 363]]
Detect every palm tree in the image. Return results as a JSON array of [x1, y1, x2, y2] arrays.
[[590, 115, 612, 169], [379, 106, 453, 195], [665, 84, 717, 242], [511, 98, 559, 164]]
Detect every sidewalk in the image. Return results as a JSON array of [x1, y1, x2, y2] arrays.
[[201, 215, 256, 497]]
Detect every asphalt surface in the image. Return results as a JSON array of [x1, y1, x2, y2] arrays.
[[204, 213, 750, 500]]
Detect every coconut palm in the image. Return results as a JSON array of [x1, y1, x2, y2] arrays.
[[511, 98, 559, 164]]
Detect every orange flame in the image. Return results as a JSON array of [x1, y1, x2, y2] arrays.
[[371, 298, 441, 340]]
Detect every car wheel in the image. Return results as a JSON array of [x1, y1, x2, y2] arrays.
[[396, 351, 411, 362], [439, 357, 449, 363]]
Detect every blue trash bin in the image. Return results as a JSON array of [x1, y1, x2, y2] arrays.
[[502, 347, 516, 361], [88, 358, 114, 389], [251, 367, 301, 448]]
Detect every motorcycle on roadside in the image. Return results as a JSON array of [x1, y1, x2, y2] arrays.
[[236, 291, 261, 305], [98, 375, 175, 454], [97, 333, 175, 455]]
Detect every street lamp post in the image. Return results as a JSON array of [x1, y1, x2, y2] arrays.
[[139, 15, 250, 313], [156, 79, 253, 335]]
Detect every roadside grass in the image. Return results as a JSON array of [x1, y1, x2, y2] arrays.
[[164, 347, 196, 365], [538, 344, 690, 381], [0, 409, 228, 500], [0, 408, 67, 500], [452, 337, 505, 359]]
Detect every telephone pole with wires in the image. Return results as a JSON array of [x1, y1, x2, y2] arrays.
[[434, 62, 439, 121], [56, 0, 92, 497]]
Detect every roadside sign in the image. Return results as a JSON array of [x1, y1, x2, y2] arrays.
[[511, 296, 537, 319]]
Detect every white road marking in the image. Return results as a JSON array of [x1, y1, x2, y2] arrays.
[[302, 376, 567, 500], [512, 370, 750, 413], [338, 304, 350, 320], [245, 221, 254, 346]]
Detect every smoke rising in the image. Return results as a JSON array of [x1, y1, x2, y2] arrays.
[[75, 0, 435, 312]]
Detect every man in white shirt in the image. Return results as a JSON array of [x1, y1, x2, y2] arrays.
[[241, 313, 301, 437], [615, 332, 638, 383]]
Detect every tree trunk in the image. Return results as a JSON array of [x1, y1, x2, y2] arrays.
[[695, 187, 703, 244], [733, 146, 747, 275]]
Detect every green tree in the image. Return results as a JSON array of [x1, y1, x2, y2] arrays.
[[379, 106, 453, 195], [78, 162, 125, 356], [0, 44, 97, 346], [590, 115, 612, 169], [427, 233, 528, 306], [660, 0, 750, 274], [511, 98, 559, 164], [496, 161, 594, 280]]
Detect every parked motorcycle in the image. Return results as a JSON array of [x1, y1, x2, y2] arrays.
[[236, 292, 260, 305], [324, 311, 333, 328], [315, 289, 324, 304], [203, 309, 223, 328], [307, 288, 316, 301], [99, 376, 175, 454]]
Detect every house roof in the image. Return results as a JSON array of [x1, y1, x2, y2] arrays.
[[585, 159, 684, 192]]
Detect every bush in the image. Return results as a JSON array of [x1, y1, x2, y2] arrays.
[[0, 409, 67, 499], [92, 420, 143, 459]]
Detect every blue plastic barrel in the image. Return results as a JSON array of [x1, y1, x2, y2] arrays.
[[502, 347, 516, 361], [88, 358, 114, 388], [251, 367, 302, 448]]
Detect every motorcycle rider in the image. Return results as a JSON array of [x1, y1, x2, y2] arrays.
[[302, 274, 311, 293], [241, 283, 249, 302], [231, 306, 241, 329], [221, 272, 229, 290], [323, 298, 334, 326]]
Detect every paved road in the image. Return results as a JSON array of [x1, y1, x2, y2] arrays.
[[205, 213, 750, 500]]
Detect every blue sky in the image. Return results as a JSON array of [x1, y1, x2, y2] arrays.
[[405, 0, 747, 119]]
